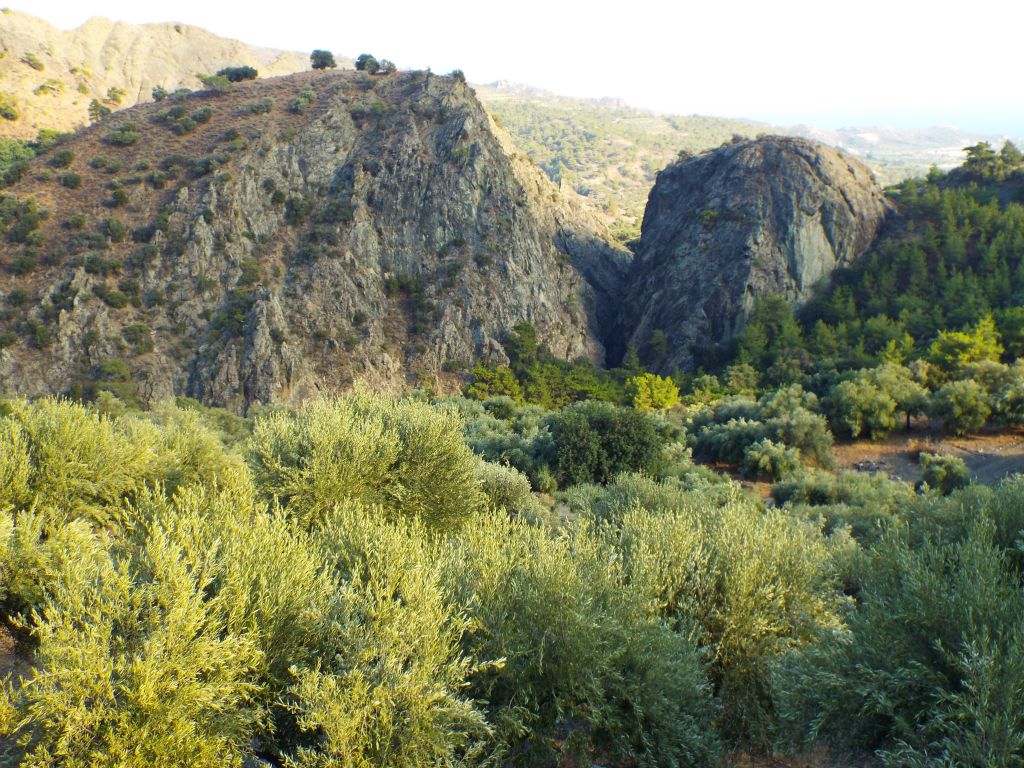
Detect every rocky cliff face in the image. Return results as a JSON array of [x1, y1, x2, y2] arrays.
[[624, 136, 891, 371], [0, 9, 317, 139], [0, 70, 628, 411]]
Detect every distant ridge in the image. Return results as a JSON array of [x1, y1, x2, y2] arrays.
[[0, 9, 351, 138]]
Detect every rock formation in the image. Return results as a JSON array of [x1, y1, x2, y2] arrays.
[[624, 136, 891, 370], [0, 70, 628, 411]]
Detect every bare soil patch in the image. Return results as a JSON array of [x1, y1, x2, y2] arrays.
[[832, 423, 1024, 485]]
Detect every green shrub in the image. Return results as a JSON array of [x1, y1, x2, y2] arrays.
[[101, 216, 127, 242], [694, 417, 767, 464], [121, 323, 153, 354], [247, 395, 482, 530], [287, 503, 492, 766], [3, 524, 265, 767], [475, 458, 549, 523], [244, 97, 274, 114], [289, 86, 317, 114], [199, 74, 233, 92], [20, 53, 44, 71], [0, 398, 159, 527], [57, 170, 81, 188], [544, 400, 664, 487], [443, 511, 720, 764], [0, 92, 18, 121], [918, 452, 971, 495], [742, 438, 801, 481], [930, 379, 992, 435], [103, 123, 140, 146], [48, 148, 73, 168], [775, 521, 1024, 764], [284, 194, 313, 224], [580, 478, 843, 742], [310, 50, 336, 70], [827, 378, 899, 439], [216, 66, 258, 82]]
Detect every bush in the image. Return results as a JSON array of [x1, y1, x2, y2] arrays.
[[216, 65, 258, 82], [0, 398, 159, 527], [354, 53, 380, 73], [57, 170, 81, 189], [544, 400, 664, 487], [198, 74, 233, 92], [100, 216, 127, 242], [577, 477, 843, 743], [742, 438, 801, 481], [827, 378, 899, 439], [20, 53, 44, 71], [246, 395, 483, 530], [122, 323, 153, 354], [289, 86, 317, 114], [694, 417, 767, 464], [443, 511, 720, 764], [475, 459, 549, 523], [244, 97, 274, 114], [48, 148, 73, 168], [2, 522, 265, 767], [930, 379, 992, 435], [627, 372, 680, 411], [0, 92, 18, 121], [775, 521, 1024, 764], [103, 123, 139, 146], [286, 503, 492, 766], [310, 50, 336, 70], [284, 194, 313, 224], [919, 452, 971, 495]]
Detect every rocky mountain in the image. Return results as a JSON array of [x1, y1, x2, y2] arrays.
[[0, 69, 628, 411], [0, 9, 319, 139], [624, 136, 891, 371]]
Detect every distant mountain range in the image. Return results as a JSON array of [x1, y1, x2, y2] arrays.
[[0, 9, 336, 138]]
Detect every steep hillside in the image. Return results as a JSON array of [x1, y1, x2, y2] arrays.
[[0, 9, 319, 139], [625, 136, 891, 371], [477, 82, 773, 240], [0, 69, 628, 411]]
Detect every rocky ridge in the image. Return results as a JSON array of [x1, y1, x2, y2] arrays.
[[0, 69, 628, 411]]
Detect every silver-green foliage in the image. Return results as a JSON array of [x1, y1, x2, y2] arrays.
[[571, 474, 844, 743], [775, 519, 1024, 766], [247, 395, 483, 530], [3, 521, 264, 768], [288, 503, 491, 767], [442, 510, 721, 765], [918, 452, 971, 495], [741, 438, 801, 481]]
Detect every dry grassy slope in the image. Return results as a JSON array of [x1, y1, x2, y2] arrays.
[[0, 69, 627, 411], [0, 9, 338, 139]]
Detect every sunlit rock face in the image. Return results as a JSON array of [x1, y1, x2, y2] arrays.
[[624, 135, 891, 370]]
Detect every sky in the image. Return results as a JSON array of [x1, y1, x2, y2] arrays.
[[14, 0, 1024, 134]]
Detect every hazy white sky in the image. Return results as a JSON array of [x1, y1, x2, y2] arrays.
[[15, 0, 1024, 132]]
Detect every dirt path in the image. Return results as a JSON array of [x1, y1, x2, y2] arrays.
[[832, 424, 1024, 485]]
